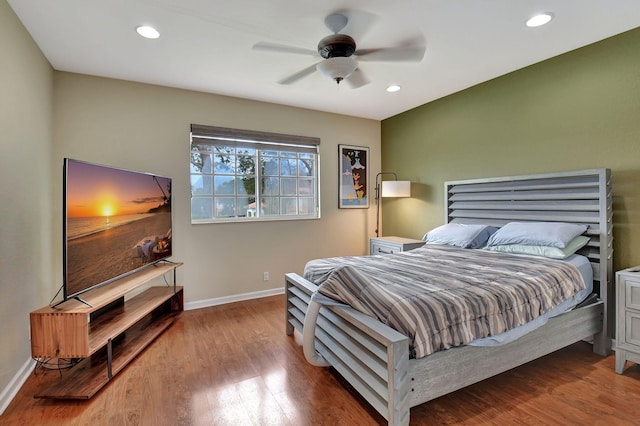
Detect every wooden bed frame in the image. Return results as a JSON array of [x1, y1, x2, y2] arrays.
[[285, 168, 613, 425]]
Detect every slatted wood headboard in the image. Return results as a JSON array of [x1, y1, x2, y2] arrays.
[[445, 168, 613, 349]]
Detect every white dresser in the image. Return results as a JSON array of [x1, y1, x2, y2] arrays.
[[615, 267, 640, 374]]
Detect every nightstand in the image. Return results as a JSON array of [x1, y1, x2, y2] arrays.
[[615, 267, 640, 374], [370, 236, 426, 255]]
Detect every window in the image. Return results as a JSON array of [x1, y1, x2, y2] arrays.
[[190, 124, 320, 223]]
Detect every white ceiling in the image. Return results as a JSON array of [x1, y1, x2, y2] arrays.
[[8, 0, 640, 120]]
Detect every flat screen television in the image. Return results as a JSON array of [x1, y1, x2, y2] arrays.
[[63, 158, 172, 302]]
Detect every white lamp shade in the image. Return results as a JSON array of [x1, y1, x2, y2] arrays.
[[316, 57, 358, 82], [381, 180, 410, 197]]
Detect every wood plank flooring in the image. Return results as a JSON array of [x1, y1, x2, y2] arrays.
[[2, 294, 640, 425]]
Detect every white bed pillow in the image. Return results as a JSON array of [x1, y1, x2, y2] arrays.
[[485, 235, 590, 259], [423, 223, 497, 249], [486, 221, 588, 249]]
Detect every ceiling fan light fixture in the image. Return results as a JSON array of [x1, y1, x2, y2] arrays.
[[316, 57, 358, 84]]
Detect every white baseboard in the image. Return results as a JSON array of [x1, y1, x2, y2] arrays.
[[184, 287, 284, 311], [0, 357, 35, 416], [0, 289, 284, 414]]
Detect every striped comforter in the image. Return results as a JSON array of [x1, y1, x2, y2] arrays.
[[303, 245, 586, 358]]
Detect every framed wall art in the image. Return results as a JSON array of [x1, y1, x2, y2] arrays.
[[338, 144, 369, 208]]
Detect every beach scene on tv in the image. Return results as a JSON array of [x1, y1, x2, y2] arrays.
[[65, 160, 172, 298]]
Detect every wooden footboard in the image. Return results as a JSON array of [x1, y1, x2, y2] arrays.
[[286, 273, 411, 425], [286, 272, 604, 426]]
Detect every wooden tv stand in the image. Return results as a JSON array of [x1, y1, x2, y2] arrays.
[[29, 261, 183, 399]]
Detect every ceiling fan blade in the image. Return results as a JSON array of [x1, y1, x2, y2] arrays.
[[253, 42, 317, 56], [278, 63, 321, 85], [345, 68, 369, 89], [356, 35, 426, 62], [356, 45, 426, 62]]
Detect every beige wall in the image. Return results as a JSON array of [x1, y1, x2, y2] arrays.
[[0, 0, 54, 398], [382, 27, 640, 271], [52, 73, 380, 303]]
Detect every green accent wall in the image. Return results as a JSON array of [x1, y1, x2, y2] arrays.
[[382, 27, 640, 270]]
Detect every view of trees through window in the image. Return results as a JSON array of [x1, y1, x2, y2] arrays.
[[190, 130, 319, 223]]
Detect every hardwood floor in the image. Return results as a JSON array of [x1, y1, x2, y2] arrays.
[[3, 294, 640, 425]]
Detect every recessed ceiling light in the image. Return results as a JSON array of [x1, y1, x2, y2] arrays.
[[136, 25, 160, 39], [386, 85, 401, 93], [526, 13, 553, 28]]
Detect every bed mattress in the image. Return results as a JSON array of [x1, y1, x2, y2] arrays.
[[304, 245, 591, 358]]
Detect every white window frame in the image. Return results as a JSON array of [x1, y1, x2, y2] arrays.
[[190, 124, 321, 223]]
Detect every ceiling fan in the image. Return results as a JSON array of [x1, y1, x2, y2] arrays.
[[253, 12, 426, 88]]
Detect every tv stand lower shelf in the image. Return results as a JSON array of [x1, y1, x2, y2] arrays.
[[34, 304, 181, 399], [30, 263, 184, 399]]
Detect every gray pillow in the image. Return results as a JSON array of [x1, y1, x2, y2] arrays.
[[485, 235, 590, 259], [423, 223, 498, 249], [486, 221, 588, 249]]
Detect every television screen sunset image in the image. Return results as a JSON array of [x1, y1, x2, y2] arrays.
[[64, 159, 172, 299]]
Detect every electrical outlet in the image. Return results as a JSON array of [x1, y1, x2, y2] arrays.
[[263, 272, 269, 281]]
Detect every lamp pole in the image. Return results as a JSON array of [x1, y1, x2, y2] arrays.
[[374, 171, 398, 237]]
